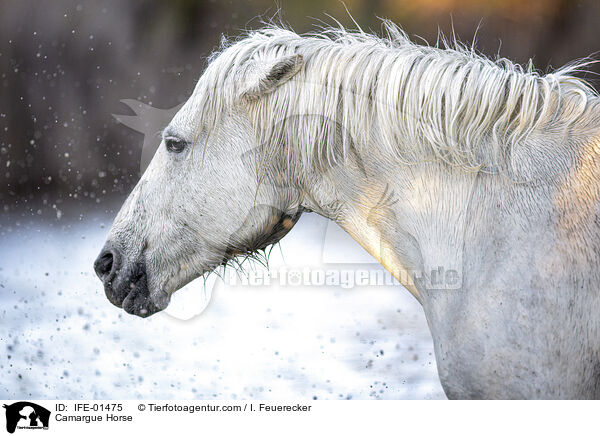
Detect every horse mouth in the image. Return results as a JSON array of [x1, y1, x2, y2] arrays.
[[94, 247, 164, 318], [103, 272, 165, 318], [119, 263, 163, 318]]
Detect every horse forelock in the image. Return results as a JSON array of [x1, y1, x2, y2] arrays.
[[191, 20, 599, 173]]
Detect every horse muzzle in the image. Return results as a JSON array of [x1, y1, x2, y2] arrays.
[[93, 243, 162, 318]]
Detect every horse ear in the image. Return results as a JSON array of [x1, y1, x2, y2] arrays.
[[241, 54, 303, 103]]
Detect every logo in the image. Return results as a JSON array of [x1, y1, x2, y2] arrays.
[[2, 402, 50, 433]]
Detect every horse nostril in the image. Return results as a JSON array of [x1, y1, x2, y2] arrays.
[[94, 249, 115, 281]]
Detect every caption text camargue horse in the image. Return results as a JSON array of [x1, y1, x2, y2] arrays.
[[95, 22, 600, 399]]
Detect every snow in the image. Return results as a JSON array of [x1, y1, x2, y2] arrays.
[[0, 211, 445, 400]]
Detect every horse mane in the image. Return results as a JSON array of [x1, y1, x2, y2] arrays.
[[193, 20, 599, 171]]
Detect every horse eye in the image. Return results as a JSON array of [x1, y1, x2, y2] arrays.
[[165, 137, 187, 153]]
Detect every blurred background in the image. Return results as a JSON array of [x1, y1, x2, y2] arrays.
[[1, 0, 600, 400], [2, 0, 600, 218]]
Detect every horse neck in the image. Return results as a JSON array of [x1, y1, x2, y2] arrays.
[[296, 115, 600, 304], [297, 145, 481, 302]]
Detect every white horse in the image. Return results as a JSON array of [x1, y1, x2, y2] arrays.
[[95, 21, 600, 399]]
